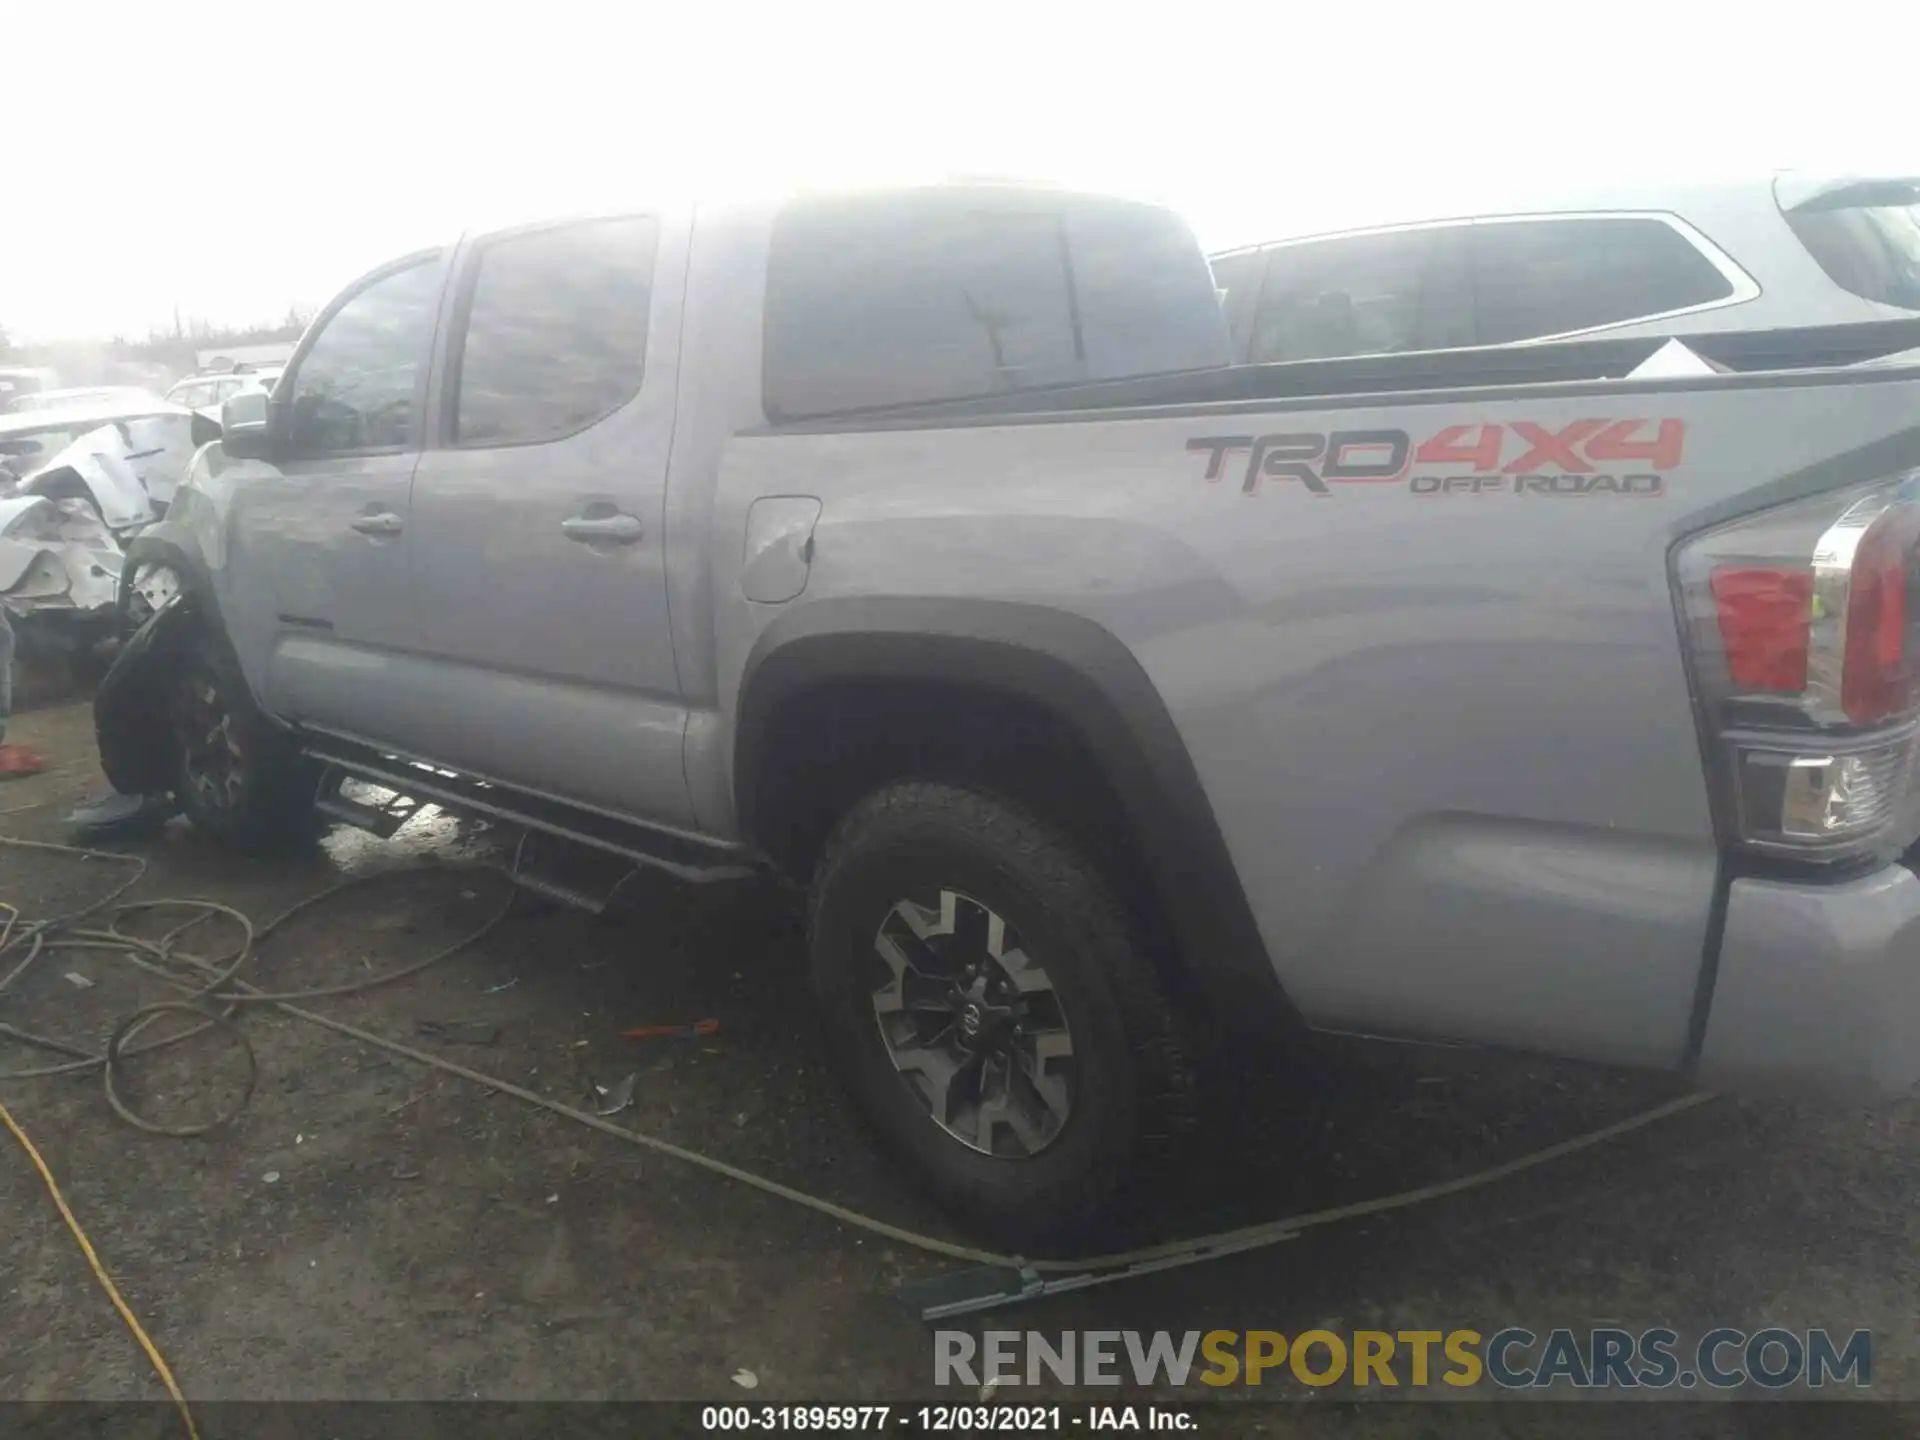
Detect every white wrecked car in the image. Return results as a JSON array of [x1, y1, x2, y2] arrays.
[[0, 397, 216, 528], [0, 398, 219, 661], [0, 492, 122, 614]]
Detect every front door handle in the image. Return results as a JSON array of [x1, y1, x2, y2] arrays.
[[350, 511, 404, 536], [561, 512, 644, 545]]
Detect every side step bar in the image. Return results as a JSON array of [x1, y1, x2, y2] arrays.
[[305, 742, 761, 888], [315, 778, 423, 839]]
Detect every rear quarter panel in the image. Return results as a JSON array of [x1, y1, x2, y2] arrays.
[[711, 371, 1920, 1065]]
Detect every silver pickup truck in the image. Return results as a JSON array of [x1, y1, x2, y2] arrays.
[[103, 185, 1920, 1246]]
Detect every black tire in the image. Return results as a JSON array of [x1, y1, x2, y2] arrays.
[[167, 626, 318, 848], [808, 780, 1197, 1250]]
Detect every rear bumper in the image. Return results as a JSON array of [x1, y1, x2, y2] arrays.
[[1699, 862, 1920, 1097]]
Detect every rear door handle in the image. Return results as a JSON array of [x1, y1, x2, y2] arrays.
[[561, 512, 644, 545], [350, 512, 404, 536]]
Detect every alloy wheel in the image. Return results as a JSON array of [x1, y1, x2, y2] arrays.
[[869, 888, 1075, 1157]]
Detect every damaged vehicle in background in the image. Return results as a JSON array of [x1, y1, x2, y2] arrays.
[[0, 366, 61, 407], [0, 492, 123, 670], [0, 396, 218, 673]]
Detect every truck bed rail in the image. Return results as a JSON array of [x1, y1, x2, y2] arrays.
[[769, 318, 1920, 432]]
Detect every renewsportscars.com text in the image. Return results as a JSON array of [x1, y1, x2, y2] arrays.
[[935, 1328, 1872, 1391]]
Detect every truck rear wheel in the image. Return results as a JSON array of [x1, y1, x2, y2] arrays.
[[168, 629, 318, 848], [808, 781, 1197, 1249]]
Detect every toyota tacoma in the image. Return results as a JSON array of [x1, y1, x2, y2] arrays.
[[102, 185, 1920, 1245]]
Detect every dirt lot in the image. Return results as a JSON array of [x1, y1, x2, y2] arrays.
[[2, 698, 1918, 1433]]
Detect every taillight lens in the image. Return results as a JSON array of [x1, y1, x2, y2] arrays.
[[1709, 566, 1812, 692], [1841, 518, 1911, 723], [1677, 472, 1920, 863]]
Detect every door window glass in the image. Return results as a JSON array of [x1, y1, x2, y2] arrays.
[[284, 256, 442, 456], [450, 216, 658, 446]]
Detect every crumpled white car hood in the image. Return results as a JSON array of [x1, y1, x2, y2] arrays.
[[14, 421, 177, 531], [0, 492, 123, 614]]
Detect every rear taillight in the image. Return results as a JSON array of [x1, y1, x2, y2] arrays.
[[1677, 472, 1920, 863], [1839, 515, 1911, 723], [1709, 566, 1812, 692]]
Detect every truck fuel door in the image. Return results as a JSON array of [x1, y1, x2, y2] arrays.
[[741, 496, 821, 604]]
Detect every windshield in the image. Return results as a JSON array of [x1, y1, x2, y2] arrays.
[[1784, 188, 1920, 310]]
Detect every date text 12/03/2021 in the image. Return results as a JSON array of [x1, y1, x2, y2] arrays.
[[700, 1405, 1195, 1431]]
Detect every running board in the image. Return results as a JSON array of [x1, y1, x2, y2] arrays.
[[303, 743, 761, 887], [506, 830, 647, 916], [316, 775, 423, 839]]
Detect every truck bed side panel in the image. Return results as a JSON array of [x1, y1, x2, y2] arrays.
[[712, 371, 1920, 1065]]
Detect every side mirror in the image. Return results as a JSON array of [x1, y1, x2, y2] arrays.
[[219, 388, 274, 460]]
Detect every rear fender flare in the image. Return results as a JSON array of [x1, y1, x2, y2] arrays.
[[734, 597, 1301, 1041]]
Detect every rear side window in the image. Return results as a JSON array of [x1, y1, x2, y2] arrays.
[[1470, 216, 1736, 344], [1781, 184, 1920, 311], [1062, 200, 1232, 379], [449, 215, 658, 446], [1249, 229, 1445, 363], [763, 192, 1227, 420]]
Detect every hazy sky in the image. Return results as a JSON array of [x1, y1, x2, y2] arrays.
[[3, 0, 1916, 341]]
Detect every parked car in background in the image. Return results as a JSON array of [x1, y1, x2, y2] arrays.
[[4, 385, 161, 414], [0, 367, 61, 407], [194, 342, 296, 375], [1211, 172, 1920, 365], [167, 371, 274, 410]]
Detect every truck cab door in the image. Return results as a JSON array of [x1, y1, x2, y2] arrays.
[[402, 213, 695, 826], [219, 250, 447, 740]]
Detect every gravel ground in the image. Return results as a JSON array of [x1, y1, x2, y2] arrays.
[[1, 698, 1916, 1436]]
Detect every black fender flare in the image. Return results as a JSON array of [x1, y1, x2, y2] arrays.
[[735, 597, 1301, 1042], [117, 529, 218, 628]]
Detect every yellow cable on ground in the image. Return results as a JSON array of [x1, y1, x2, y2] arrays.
[[0, 1095, 199, 1440]]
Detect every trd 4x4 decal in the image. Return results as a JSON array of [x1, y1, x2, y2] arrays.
[[1188, 420, 1684, 497]]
